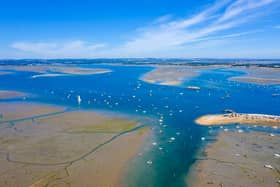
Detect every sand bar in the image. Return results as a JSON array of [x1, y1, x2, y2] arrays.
[[229, 66, 280, 85], [187, 131, 280, 187], [50, 66, 112, 75], [0, 102, 149, 187], [0, 102, 64, 121], [141, 67, 200, 86], [196, 113, 280, 127], [0, 71, 11, 75], [0, 65, 111, 76], [0, 90, 27, 99], [140, 64, 231, 86]]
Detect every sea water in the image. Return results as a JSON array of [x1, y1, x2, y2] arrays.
[[0, 63, 280, 187]]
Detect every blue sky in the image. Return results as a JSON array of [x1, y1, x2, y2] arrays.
[[0, 0, 280, 58]]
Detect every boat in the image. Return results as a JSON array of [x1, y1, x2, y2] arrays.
[[186, 86, 201, 90]]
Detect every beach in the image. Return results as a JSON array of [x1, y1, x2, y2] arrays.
[[195, 113, 280, 127], [0, 102, 149, 187], [187, 131, 280, 187]]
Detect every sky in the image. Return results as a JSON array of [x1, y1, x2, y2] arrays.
[[0, 0, 280, 59]]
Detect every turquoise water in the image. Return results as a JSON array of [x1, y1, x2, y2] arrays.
[[1, 64, 280, 187]]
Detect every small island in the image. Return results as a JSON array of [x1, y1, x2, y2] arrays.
[[195, 113, 280, 127], [0, 65, 112, 78], [140, 66, 200, 86]]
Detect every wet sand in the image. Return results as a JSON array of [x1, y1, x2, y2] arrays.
[[50, 66, 112, 75], [0, 102, 149, 187], [137, 63, 280, 86], [0, 65, 49, 73], [0, 102, 64, 121], [140, 64, 229, 86], [0, 71, 11, 75], [141, 66, 200, 86], [229, 66, 280, 85], [0, 91, 27, 99], [195, 113, 280, 127], [0, 65, 111, 76], [187, 131, 280, 187]]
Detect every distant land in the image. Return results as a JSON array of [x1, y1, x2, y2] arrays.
[[0, 58, 280, 66]]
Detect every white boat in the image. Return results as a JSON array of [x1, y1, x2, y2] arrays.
[[77, 95, 82, 105]]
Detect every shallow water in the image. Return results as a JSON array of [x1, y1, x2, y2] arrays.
[[1, 64, 280, 187]]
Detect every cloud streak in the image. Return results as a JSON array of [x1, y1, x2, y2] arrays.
[[114, 0, 276, 56]]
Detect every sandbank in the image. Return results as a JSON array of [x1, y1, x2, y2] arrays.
[[0, 102, 64, 121], [0, 102, 149, 187], [141, 67, 200, 86], [50, 66, 112, 75], [0, 71, 11, 75], [0, 65, 49, 73], [229, 66, 280, 85], [140, 64, 230, 86], [195, 113, 280, 127], [0, 91, 27, 100], [0, 65, 112, 76], [187, 131, 280, 187]]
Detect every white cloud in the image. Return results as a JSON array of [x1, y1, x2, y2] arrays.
[[10, 0, 277, 58], [113, 0, 276, 57], [11, 40, 107, 58], [218, 0, 275, 22]]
